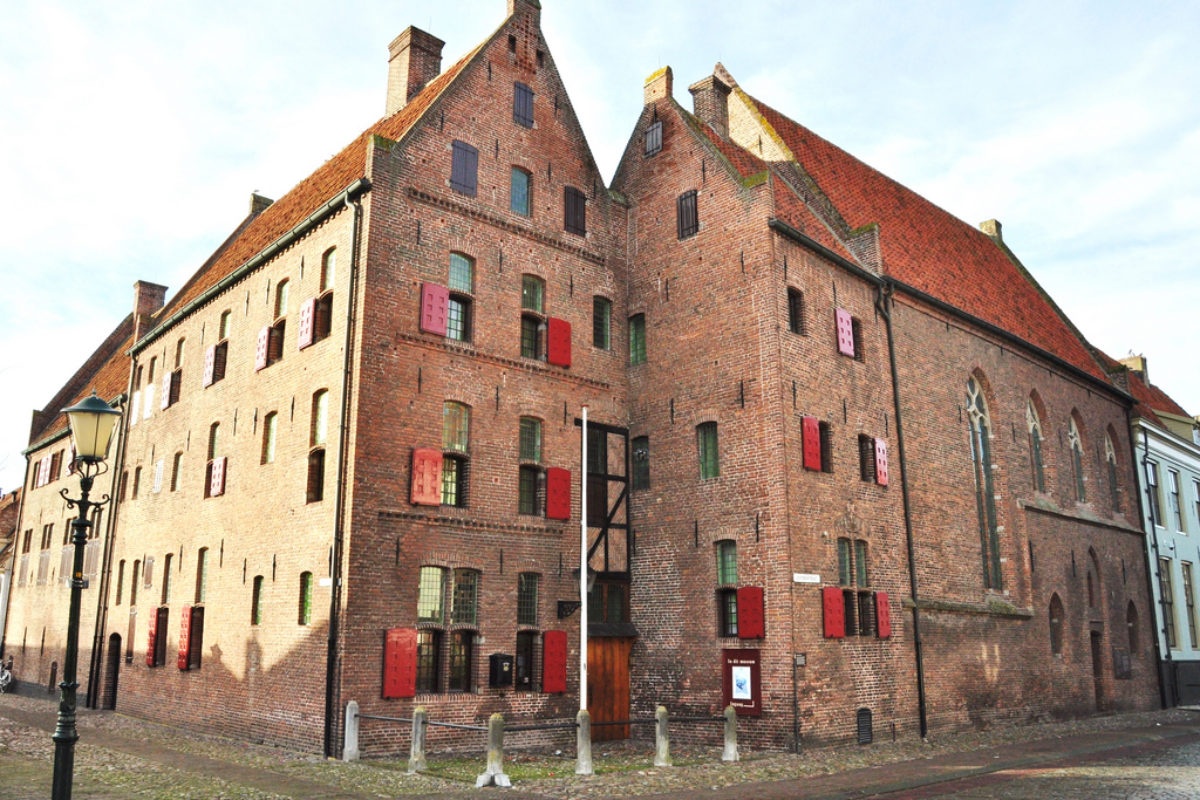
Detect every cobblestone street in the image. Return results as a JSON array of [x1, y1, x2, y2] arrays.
[[2, 689, 1199, 799]]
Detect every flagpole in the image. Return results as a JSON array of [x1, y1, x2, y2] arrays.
[[580, 405, 588, 712]]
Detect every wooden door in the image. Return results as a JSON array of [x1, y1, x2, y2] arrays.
[[588, 637, 632, 741], [102, 633, 121, 710]]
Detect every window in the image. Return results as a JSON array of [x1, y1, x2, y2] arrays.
[[835, 308, 862, 359], [1169, 469, 1185, 532], [628, 314, 646, 365], [787, 288, 806, 335], [1068, 416, 1086, 502], [520, 275, 546, 360], [447, 253, 474, 342], [858, 435, 879, 483], [451, 568, 479, 625], [837, 538, 874, 636], [697, 422, 719, 480], [442, 402, 469, 507], [267, 279, 288, 367], [115, 560, 125, 605], [417, 566, 446, 623], [1146, 461, 1164, 526], [1027, 400, 1045, 492], [321, 248, 336, 293], [205, 310, 231, 386], [592, 296, 611, 349], [1105, 433, 1120, 513], [308, 391, 328, 503], [563, 186, 586, 236], [1183, 562, 1198, 649], [967, 377, 1002, 590], [416, 630, 442, 693], [716, 540, 738, 637], [204, 422, 225, 498], [314, 248, 336, 343], [299, 572, 313, 625], [195, 547, 208, 604], [513, 81, 534, 127], [170, 452, 182, 492], [521, 273, 544, 313], [517, 573, 539, 627], [677, 190, 698, 239], [161, 554, 172, 604], [1049, 594, 1064, 655], [416, 565, 477, 694], [450, 140, 478, 196], [644, 119, 662, 156], [631, 436, 650, 491], [251, 576, 264, 626], [130, 560, 140, 606], [166, 337, 183, 408], [515, 630, 537, 690], [448, 631, 474, 692], [518, 417, 543, 516], [510, 167, 532, 216], [132, 466, 142, 500], [1161, 557, 1177, 649]]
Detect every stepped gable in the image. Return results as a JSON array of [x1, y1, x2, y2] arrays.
[[752, 98, 1108, 382]]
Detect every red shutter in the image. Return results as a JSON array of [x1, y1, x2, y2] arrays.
[[542, 630, 568, 692], [202, 346, 215, 387], [146, 608, 158, 666], [822, 586, 845, 638], [802, 416, 821, 471], [383, 627, 417, 699], [875, 591, 891, 638], [419, 282, 450, 336], [546, 317, 572, 367], [836, 308, 855, 357], [255, 326, 270, 371], [178, 607, 193, 670], [297, 297, 316, 349], [410, 448, 443, 506], [209, 456, 226, 497], [737, 586, 765, 639], [160, 374, 172, 409], [545, 467, 571, 519], [875, 438, 889, 486]]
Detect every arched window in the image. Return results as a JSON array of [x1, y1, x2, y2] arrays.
[[261, 411, 278, 465], [447, 253, 474, 342], [968, 377, 1001, 589], [268, 279, 288, 366], [1105, 431, 1121, 513], [307, 391, 328, 503], [442, 402, 470, 507], [1026, 398, 1045, 492], [314, 248, 336, 343], [1068, 415, 1086, 503], [1049, 593, 1064, 655]]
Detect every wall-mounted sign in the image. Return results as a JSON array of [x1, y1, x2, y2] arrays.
[[793, 573, 820, 583], [722, 648, 761, 716]]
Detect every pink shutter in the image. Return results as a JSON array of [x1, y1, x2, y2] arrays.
[[178, 607, 193, 670], [297, 298, 316, 350], [546, 317, 572, 367], [802, 416, 821, 471], [255, 327, 270, 371], [209, 456, 226, 497], [382, 627, 417, 698], [875, 438, 889, 486], [542, 630, 568, 692], [545, 467, 571, 519], [822, 586, 845, 638], [410, 448, 443, 506], [737, 586, 765, 639], [202, 346, 215, 387], [160, 374, 172, 409], [836, 308, 855, 357], [876, 591, 891, 638], [419, 283, 449, 336], [146, 609, 158, 666]]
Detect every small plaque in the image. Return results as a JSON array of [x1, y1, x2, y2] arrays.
[[793, 573, 820, 583]]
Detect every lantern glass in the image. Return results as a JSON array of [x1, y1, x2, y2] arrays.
[[63, 392, 121, 462]]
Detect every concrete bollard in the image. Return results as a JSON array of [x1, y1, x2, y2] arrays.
[[722, 705, 740, 762], [407, 707, 428, 774], [475, 713, 512, 788], [575, 708, 593, 776], [342, 700, 360, 762], [654, 705, 672, 767]]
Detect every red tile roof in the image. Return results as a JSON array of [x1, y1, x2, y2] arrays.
[[29, 319, 134, 445], [771, 177, 857, 262], [750, 98, 1109, 383]]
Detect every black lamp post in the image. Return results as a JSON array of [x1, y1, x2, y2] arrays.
[[53, 391, 120, 800]]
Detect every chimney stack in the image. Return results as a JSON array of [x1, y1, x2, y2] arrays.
[[249, 192, 274, 216], [507, 0, 541, 24], [1119, 354, 1148, 382], [689, 74, 731, 137], [386, 26, 445, 116], [133, 280, 168, 343], [979, 219, 1003, 242], [644, 67, 673, 106]]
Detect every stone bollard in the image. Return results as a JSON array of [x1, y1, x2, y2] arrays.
[[575, 708, 593, 776], [475, 713, 512, 788], [722, 705, 740, 762], [407, 707, 428, 774], [342, 701, 360, 762], [654, 705, 672, 767]]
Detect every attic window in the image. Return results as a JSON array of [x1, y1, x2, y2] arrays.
[[508, 34, 516, 53], [513, 82, 534, 128], [645, 120, 663, 157], [450, 140, 479, 196], [536, 50, 545, 68]]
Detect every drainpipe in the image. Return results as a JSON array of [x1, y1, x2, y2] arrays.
[[876, 280, 929, 737], [1134, 420, 1172, 708], [324, 189, 364, 757]]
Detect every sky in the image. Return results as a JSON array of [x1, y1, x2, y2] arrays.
[[1, 0, 1197, 493]]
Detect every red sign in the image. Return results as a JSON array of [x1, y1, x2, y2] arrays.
[[722, 649, 761, 716]]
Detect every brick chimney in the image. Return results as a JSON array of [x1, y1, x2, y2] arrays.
[[386, 26, 445, 116], [249, 192, 274, 216], [507, 0, 541, 25], [133, 280, 168, 343], [644, 66, 673, 106], [689, 74, 731, 137], [979, 219, 1003, 242]]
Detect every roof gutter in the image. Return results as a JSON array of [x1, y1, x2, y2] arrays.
[[131, 179, 371, 356]]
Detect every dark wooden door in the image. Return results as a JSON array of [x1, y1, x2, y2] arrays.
[[102, 633, 121, 710], [588, 637, 632, 741], [1090, 631, 1104, 711]]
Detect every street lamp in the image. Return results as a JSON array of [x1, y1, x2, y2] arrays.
[[53, 391, 120, 800]]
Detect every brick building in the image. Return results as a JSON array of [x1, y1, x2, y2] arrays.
[[3, 0, 1159, 756]]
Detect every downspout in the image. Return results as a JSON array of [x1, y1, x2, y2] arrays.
[[876, 280, 929, 737], [0, 458, 33, 657], [1135, 421, 1172, 708], [85, 388, 130, 709], [324, 189, 364, 757]]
